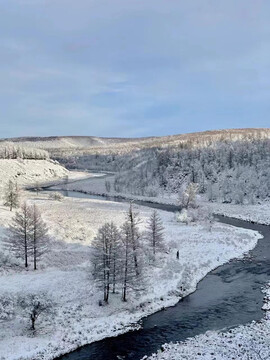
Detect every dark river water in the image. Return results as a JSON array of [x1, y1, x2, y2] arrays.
[[46, 183, 270, 360]]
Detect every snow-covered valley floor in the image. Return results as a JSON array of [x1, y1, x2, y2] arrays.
[[54, 176, 270, 360], [63, 173, 270, 226], [0, 183, 262, 360]]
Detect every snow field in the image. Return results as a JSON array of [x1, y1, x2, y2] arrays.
[[0, 159, 69, 196], [0, 190, 262, 360]]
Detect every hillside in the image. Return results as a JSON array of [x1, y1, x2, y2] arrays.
[[0, 159, 68, 195], [2, 128, 270, 157]]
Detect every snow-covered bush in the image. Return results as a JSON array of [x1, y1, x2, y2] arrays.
[[49, 192, 64, 201], [176, 207, 214, 227], [176, 209, 191, 224], [17, 293, 55, 330], [0, 294, 16, 321]]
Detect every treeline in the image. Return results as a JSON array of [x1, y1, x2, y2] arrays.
[[60, 139, 270, 204], [0, 142, 49, 160], [112, 140, 270, 204]]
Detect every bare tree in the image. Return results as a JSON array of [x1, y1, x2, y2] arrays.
[[121, 221, 137, 302], [146, 210, 164, 261], [105, 180, 111, 193], [5, 202, 33, 268], [63, 175, 69, 192], [31, 205, 49, 270], [34, 181, 41, 196], [18, 293, 54, 331], [3, 180, 20, 211], [126, 203, 141, 276], [91, 222, 121, 303], [110, 223, 121, 294], [179, 183, 198, 209]]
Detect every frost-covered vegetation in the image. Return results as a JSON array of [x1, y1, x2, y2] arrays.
[[0, 142, 49, 160], [10, 128, 270, 157], [1, 130, 270, 359], [62, 139, 270, 204], [0, 188, 261, 360], [0, 159, 69, 195]]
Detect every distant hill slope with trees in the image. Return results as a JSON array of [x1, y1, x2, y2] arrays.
[[2, 128, 270, 204], [2, 128, 270, 157]]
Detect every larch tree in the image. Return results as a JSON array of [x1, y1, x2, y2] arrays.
[[120, 221, 137, 302], [109, 223, 121, 294], [126, 203, 141, 276], [91, 222, 121, 303], [31, 204, 49, 270], [3, 180, 20, 211], [146, 210, 164, 261], [5, 202, 32, 268]]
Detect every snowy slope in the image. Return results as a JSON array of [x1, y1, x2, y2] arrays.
[[0, 159, 68, 195]]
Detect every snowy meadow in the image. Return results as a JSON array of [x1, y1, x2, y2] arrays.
[[0, 178, 262, 360]]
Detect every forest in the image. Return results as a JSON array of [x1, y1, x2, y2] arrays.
[[0, 142, 49, 160], [59, 139, 270, 204]]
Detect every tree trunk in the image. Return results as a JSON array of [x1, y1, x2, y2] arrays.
[[31, 316, 35, 330], [24, 233, 28, 268], [33, 228, 37, 270], [122, 239, 128, 302], [112, 255, 116, 293], [130, 212, 139, 276], [34, 246, 37, 270]]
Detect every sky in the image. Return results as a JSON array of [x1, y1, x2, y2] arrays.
[[0, 0, 270, 138]]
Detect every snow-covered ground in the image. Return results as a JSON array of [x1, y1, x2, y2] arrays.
[[145, 285, 270, 360], [207, 201, 270, 225], [65, 175, 270, 227], [60, 173, 179, 205], [60, 175, 270, 229], [0, 159, 69, 195], [0, 188, 262, 360]]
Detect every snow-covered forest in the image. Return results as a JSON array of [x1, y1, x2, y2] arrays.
[[0, 142, 49, 160], [60, 139, 270, 204]]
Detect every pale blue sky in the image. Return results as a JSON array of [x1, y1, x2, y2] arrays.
[[1, 0, 270, 138]]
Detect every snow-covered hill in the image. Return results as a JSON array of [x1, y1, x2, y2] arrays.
[[2, 128, 270, 156], [0, 159, 68, 195]]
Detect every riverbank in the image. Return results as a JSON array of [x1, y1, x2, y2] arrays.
[[52, 173, 180, 206], [0, 187, 262, 360], [57, 174, 270, 226], [145, 284, 270, 360], [207, 201, 270, 226]]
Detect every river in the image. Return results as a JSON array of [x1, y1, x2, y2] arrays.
[[43, 178, 270, 360]]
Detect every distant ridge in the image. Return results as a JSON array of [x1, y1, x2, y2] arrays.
[[1, 128, 270, 157]]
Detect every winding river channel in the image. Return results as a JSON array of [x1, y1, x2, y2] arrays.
[[46, 177, 270, 360]]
